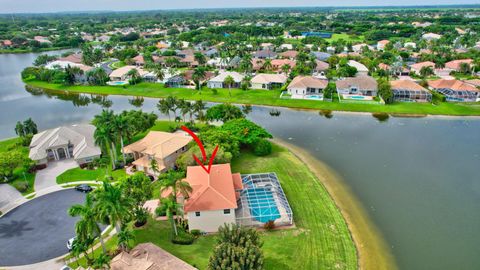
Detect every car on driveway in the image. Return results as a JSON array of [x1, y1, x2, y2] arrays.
[[75, 184, 93, 193], [66, 237, 75, 251]]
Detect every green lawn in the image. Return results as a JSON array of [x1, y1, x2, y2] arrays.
[[133, 144, 357, 270], [0, 137, 36, 195], [325, 33, 365, 43], [56, 167, 127, 184], [25, 80, 480, 116]]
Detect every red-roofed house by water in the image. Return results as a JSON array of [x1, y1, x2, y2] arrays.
[[428, 79, 479, 102]]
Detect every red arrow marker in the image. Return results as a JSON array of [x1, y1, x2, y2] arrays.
[[181, 125, 219, 174]]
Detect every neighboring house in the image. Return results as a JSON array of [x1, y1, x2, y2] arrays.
[[410, 61, 436, 75], [314, 60, 329, 76], [251, 73, 288, 90], [253, 50, 277, 59], [29, 124, 101, 167], [44, 60, 93, 84], [422, 33, 442, 41], [352, 43, 374, 53], [336, 76, 378, 98], [287, 76, 328, 100], [428, 79, 479, 102], [377, 40, 390, 51], [182, 69, 215, 85], [111, 243, 196, 270], [33, 36, 52, 44], [311, 51, 331, 61], [207, 71, 244, 89], [165, 75, 187, 88], [58, 53, 83, 64], [348, 60, 369, 76], [271, 59, 296, 72], [404, 42, 417, 49], [109, 66, 147, 82], [279, 50, 298, 59], [444, 59, 473, 72], [390, 80, 432, 102], [132, 55, 145, 67], [280, 43, 293, 50], [378, 63, 391, 72], [123, 131, 192, 176], [163, 163, 293, 233]]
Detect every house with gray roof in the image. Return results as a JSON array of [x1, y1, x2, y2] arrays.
[[29, 124, 101, 167], [336, 76, 378, 97]]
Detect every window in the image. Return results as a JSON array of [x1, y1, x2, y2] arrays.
[[223, 209, 231, 214], [195, 212, 201, 217]]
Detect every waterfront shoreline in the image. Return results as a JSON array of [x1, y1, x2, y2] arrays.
[[273, 138, 398, 270], [24, 80, 480, 117]]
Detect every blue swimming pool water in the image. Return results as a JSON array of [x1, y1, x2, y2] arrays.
[[244, 188, 281, 223]]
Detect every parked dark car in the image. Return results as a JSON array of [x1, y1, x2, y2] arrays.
[[75, 184, 93, 193]]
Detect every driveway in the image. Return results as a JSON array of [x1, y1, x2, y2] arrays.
[[0, 184, 23, 210], [34, 159, 78, 191], [0, 189, 86, 266]]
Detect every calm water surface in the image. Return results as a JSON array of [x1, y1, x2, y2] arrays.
[[1, 52, 480, 270]]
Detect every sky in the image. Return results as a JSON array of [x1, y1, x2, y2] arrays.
[[0, 0, 478, 14]]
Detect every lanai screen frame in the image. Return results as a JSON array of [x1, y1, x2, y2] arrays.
[[235, 172, 293, 227]]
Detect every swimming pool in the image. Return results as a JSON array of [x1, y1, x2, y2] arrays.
[[305, 95, 323, 100], [244, 187, 281, 223], [108, 81, 128, 86]]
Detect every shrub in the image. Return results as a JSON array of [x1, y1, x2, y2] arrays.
[[190, 229, 202, 237], [171, 230, 195, 245], [155, 206, 167, 217], [253, 139, 272, 156], [263, 220, 275, 231], [211, 88, 218, 95], [14, 181, 29, 193], [134, 208, 149, 227]]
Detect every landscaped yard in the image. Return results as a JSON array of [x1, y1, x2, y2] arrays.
[[131, 144, 357, 270], [56, 167, 127, 184], [0, 137, 36, 195], [25, 80, 480, 116]]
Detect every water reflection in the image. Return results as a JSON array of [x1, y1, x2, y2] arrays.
[[25, 86, 112, 108], [129, 97, 145, 108]]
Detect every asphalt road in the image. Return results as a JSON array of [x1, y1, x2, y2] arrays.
[[0, 189, 86, 266]]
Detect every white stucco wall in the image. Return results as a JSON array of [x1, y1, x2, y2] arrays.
[[187, 209, 236, 233]]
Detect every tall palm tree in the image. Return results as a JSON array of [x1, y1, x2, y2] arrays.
[[94, 126, 115, 170], [193, 100, 206, 122], [127, 68, 140, 85], [117, 227, 134, 252], [160, 170, 192, 203], [153, 64, 165, 82], [192, 67, 206, 90], [223, 75, 235, 97], [166, 96, 178, 120], [68, 195, 106, 253], [281, 64, 291, 75], [159, 195, 181, 236], [157, 99, 171, 121], [262, 59, 273, 71], [113, 114, 129, 165], [94, 181, 134, 234]]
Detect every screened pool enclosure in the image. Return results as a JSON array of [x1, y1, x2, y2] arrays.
[[235, 173, 293, 227]]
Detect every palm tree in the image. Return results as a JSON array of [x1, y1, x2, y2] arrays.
[[166, 96, 178, 120], [262, 59, 273, 71], [157, 99, 171, 121], [281, 64, 291, 75], [68, 195, 106, 253], [113, 114, 129, 166], [92, 252, 111, 269], [127, 68, 140, 85], [94, 181, 134, 234], [194, 52, 206, 66], [94, 127, 115, 170], [193, 100, 206, 122], [23, 118, 38, 135], [153, 64, 165, 82], [159, 195, 181, 236], [223, 75, 235, 97], [192, 67, 206, 90], [15, 121, 25, 137], [117, 227, 134, 252], [160, 170, 192, 203]]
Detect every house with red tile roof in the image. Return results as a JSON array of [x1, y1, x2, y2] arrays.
[[279, 50, 298, 59], [428, 79, 479, 102], [182, 164, 242, 232], [271, 59, 296, 72], [410, 61, 436, 75], [444, 59, 473, 72], [377, 40, 390, 51]]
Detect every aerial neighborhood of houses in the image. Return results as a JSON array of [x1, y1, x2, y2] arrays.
[[3, 7, 480, 270]]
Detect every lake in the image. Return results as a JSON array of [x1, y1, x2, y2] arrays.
[[1, 51, 480, 270]]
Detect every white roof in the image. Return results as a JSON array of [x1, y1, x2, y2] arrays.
[[209, 71, 244, 83], [348, 60, 369, 72], [29, 124, 101, 161], [45, 60, 93, 72]]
